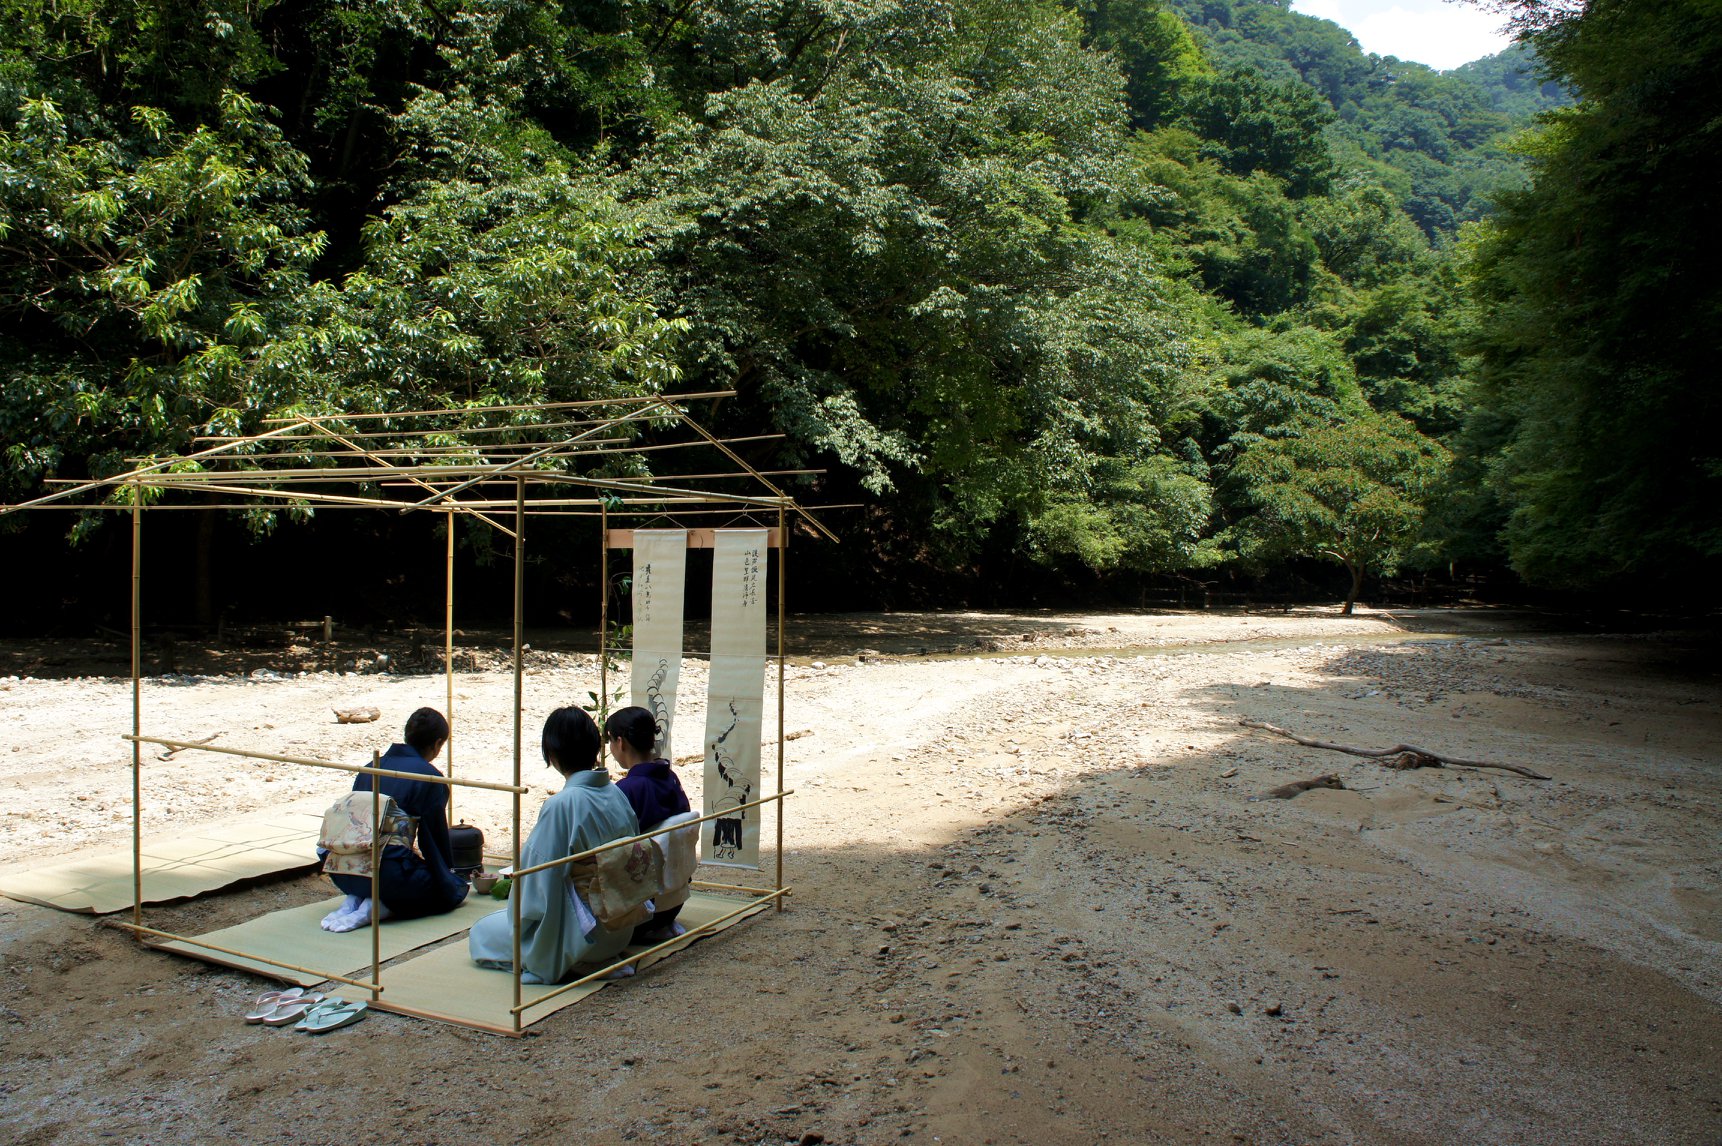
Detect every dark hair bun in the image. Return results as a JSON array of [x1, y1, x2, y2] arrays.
[[603, 706, 659, 756]]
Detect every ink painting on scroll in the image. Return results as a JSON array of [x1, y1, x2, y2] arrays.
[[703, 530, 767, 868]]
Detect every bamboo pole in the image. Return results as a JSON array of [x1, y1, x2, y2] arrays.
[[677, 413, 840, 543], [259, 390, 737, 424], [289, 419, 516, 541], [404, 405, 673, 511], [511, 887, 789, 1017], [130, 482, 142, 929], [29, 501, 861, 515], [599, 501, 609, 720], [510, 791, 795, 877], [776, 505, 787, 911], [355, 998, 522, 1038], [0, 421, 307, 515], [511, 476, 525, 1035], [120, 737, 528, 792], [204, 422, 628, 442], [370, 749, 382, 998], [692, 879, 788, 895], [118, 924, 380, 991], [445, 509, 456, 826]]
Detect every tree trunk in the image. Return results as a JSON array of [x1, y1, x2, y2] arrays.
[[1342, 559, 1363, 616]]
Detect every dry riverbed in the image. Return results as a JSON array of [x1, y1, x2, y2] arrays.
[[1, 607, 1719, 1144]]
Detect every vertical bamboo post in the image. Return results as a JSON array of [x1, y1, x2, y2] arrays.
[[511, 477, 525, 1033], [598, 502, 608, 715], [775, 507, 787, 910], [445, 508, 456, 825], [370, 749, 382, 996], [130, 482, 143, 929]]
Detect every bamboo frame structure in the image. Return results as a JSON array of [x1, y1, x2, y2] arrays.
[[1, 393, 832, 1035]]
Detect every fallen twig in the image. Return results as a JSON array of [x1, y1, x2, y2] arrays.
[[159, 733, 220, 760], [1239, 719, 1550, 781], [1249, 774, 1346, 801]]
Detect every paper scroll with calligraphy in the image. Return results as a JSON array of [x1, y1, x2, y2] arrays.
[[702, 529, 768, 869], [630, 530, 687, 760]]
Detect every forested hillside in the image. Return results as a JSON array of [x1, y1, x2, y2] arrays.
[[0, 0, 1711, 627]]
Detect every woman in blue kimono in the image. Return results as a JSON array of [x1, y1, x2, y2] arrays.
[[468, 706, 641, 983], [320, 707, 469, 932]]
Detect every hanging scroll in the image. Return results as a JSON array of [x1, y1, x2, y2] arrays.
[[630, 530, 687, 760], [702, 529, 768, 868]]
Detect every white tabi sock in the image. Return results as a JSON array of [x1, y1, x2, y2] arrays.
[[326, 898, 392, 932], [319, 895, 367, 930]]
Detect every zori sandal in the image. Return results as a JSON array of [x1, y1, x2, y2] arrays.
[[245, 988, 315, 1023], [295, 999, 368, 1034], [257, 994, 325, 1026]]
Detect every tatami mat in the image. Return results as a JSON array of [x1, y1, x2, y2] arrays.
[[151, 893, 503, 986], [340, 890, 773, 1031], [0, 804, 325, 914]]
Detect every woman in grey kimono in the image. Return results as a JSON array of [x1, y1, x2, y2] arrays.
[[468, 706, 641, 983]]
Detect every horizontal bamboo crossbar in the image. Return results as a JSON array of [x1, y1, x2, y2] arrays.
[[197, 423, 628, 443], [386, 468, 817, 485], [693, 879, 789, 895], [512, 886, 789, 1016], [122, 736, 530, 794], [259, 392, 736, 424], [510, 790, 795, 878], [33, 501, 859, 516], [360, 997, 523, 1038]]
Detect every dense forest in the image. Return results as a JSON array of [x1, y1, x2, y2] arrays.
[[0, 0, 1714, 628]]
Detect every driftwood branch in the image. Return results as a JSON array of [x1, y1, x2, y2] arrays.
[[1239, 719, 1550, 781], [159, 733, 219, 760]]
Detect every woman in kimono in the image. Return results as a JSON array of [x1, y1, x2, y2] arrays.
[[605, 705, 693, 943], [468, 706, 641, 983], [319, 707, 469, 932]]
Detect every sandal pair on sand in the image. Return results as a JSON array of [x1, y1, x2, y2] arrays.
[[244, 989, 368, 1033]]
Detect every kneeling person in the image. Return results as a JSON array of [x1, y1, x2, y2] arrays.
[[319, 706, 469, 932], [606, 705, 694, 944], [468, 706, 643, 983]]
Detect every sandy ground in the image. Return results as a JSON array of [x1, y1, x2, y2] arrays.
[[1, 606, 1719, 1145]]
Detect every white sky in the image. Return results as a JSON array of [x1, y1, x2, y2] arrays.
[[1289, 0, 1516, 70]]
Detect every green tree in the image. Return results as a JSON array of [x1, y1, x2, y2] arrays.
[[1075, 0, 1210, 129], [1225, 411, 1448, 612], [1182, 64, 1334, 196], [1463, 0, 1722, 589], [0, 89, 322, 493], [623, 1, 1208, 573]]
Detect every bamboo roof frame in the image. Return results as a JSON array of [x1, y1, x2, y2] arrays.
[[0, 391, 830, 1035]]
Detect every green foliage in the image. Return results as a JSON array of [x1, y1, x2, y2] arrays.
[[1028, 453, 1218, 572], [1112, 129, 1317, 317], [1075, 0, 1210, 129], [1461, 0, 1722, 589], [1169, 0, 1548, 238], [0, 84, 321, 492], [1224, 411, 1449, 611], [0, 0, 1570, 606], [1182, 64, 1334, 196], [1211, 325, 1366, 437], [1449, 40, 1571, 119], [623, 2, 1207, 564]]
